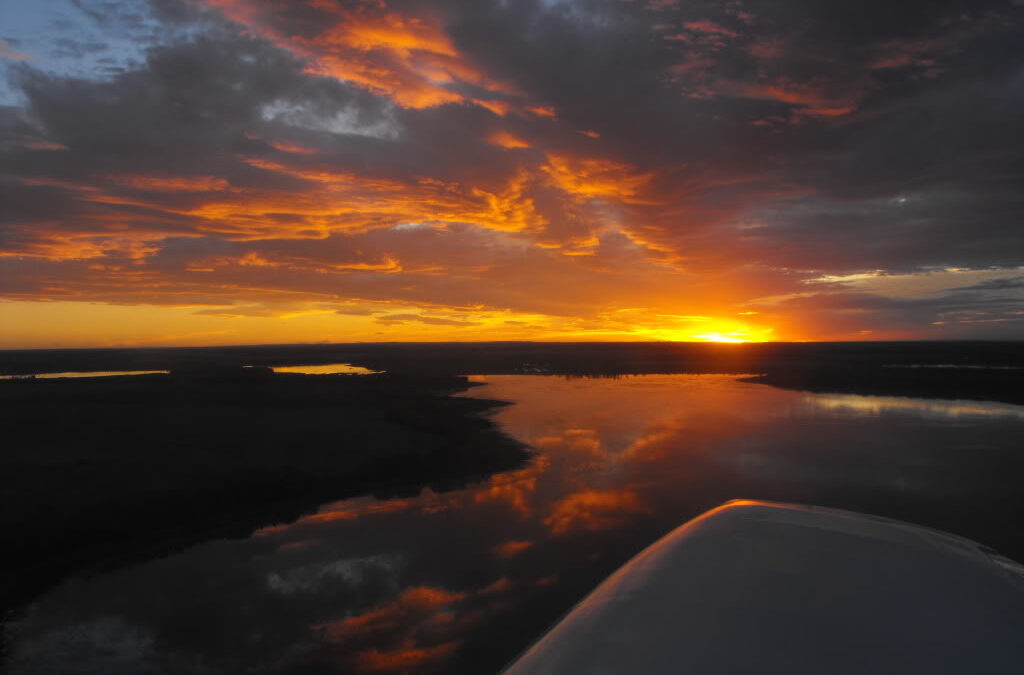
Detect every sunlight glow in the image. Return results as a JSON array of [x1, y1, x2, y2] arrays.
[[630, 318, 775, 343], [692, 332, 748, 343]]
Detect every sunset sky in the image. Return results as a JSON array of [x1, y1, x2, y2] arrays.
[[2, 0, 1023, 347]]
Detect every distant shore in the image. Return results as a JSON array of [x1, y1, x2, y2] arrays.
[[743, 366, 1024, 405], [3, 340, 1022, 381]]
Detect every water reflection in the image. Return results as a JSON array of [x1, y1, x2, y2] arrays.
[[271, 364, 379, 375], [0, 370, 168, 379], [8, 375, 1024, 674], [809, 393, 1024, 419]]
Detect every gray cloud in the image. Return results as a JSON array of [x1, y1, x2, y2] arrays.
[[953, 276, 1024, 292]]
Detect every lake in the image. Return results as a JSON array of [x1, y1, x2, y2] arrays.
[[0, 370, 169, 380], [6, 374, 1024, 674], [270, 364, 379, 375]]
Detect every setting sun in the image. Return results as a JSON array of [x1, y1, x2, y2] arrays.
[[692, 333, 749, 344], [628, 317, 775, 344]]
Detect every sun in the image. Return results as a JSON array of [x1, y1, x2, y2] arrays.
[[624, 314, 776, 343], [651, 322, 774, 343], [692, 332, 748, 343]]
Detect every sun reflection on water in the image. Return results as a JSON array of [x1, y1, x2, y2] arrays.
[[270, 363, 379, 375]]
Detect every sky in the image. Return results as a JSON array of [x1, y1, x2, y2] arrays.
[[1, 0, 1023, 347]]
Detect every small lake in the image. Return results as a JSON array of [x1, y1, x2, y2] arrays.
[[7, 374, 1024, 674], [0, 364, 378, 379], [0, 370, 169, 380], [270, 364, 379, 375]]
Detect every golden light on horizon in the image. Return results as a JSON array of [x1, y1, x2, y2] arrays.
[[629, 316, 776, 344], [692, 333, 749, 343], [0, 301, 787, 349]]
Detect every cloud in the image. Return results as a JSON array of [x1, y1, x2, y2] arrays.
[[949, 275, 1024, 292], [199, 0, 524, 112], [1, 0, 1023, 343], [0, 39, 32, 61], [266, 554, 403, 596], [544, 488, 649, 535], [492, 540, 533, 558], [375, 313, 482, 327]]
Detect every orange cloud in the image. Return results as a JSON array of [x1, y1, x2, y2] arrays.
[[526, 105, 557, 118], [203, 0, 519, 111], [492, 540, 534, 558], [311, 576, 519, 674], [544, 488, 648, 535], [472, 455, 549, 516], [231, 250, 402, 272], [267, 140, 320, 155], [0, 38, 31, 61], [256, 498, 415, 535], [108, 175, 232, 192], [354, 641, 462, 673], [321, 586, 466, 642], [683, 20, 738, 39], [542, 153, 654, 202], [66, 157, 542, 241], [749, 39, 785, 60], [726, 79, 859, 117], [22, 140, 68, 151], [487, 130, 531, 149], [534, 427, 603, 456]]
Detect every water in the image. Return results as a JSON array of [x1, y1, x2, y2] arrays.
[[0, 370, 168, 379], [0, 365, 376, 379], [271, 364, 379, 375], [7, 374, 1024, 674]]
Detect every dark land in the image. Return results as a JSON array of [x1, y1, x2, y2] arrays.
[[0, 369, 528, 646], [3, 340, 1023, 401], [3, 340, 1023, 657]]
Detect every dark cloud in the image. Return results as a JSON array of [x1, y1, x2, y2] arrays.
[[52, 38, 110, 58], [440, 0, 1024, 273], [953, 276, 1024, 292]]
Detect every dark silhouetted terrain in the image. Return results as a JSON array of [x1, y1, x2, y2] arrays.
[[0, 369, 527, 634], [6, 341, 1022, 404]]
